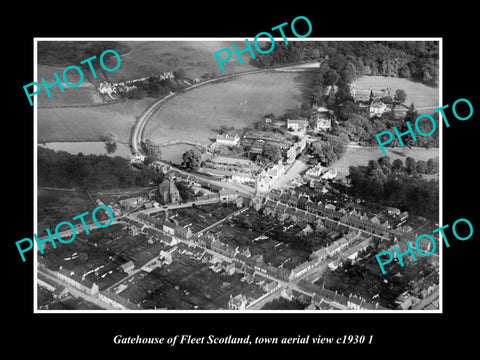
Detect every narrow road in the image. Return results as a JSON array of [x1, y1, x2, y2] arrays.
[[270, 158, 308, 190]]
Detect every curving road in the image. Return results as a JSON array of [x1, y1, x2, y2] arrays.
[[130, 61, 322, 156], [130, 69, 267, 155]]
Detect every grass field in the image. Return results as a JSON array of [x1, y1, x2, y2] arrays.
[[36, 40, 274, 141], [145, 72, 311, 144], [333, 145, 440, 179], [36, 40, 262, 107], [36, 64, 103, 107], [354, 76, 439, 112], [107, 40, 260, 82], [37, 97, 156, 143]]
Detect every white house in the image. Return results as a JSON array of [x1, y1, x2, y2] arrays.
[[321, 168, 337, 179], [215, 134, 240, 146], [305, 164, 324, 177], [369, 100, 388, 118], [287, 119, 308, 134], [256, 175, 272, 193], [219, 188, 238, 202], [311, 113, 331, 132]]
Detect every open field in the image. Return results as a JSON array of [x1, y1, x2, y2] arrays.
[[37, 64, 103, 107], [145, 72, 311, 144], [354, 76, 439, 112], [333, 146, 440, 179], [37, 97, 155, 143], [107, 40, 261, 82], [36, 40, 261, 108]]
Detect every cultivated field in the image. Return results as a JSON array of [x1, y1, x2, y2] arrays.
[[354, 76, 439, 112], [37, 97, 156, 143], [333, 145, 440, 179], [145, 72, 311, 144]]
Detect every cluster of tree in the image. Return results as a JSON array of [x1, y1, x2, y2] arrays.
[[308, 132, 349, 166], [141, 139, 162, 165], [395, 104, 440, 148], [37, 41, 131, 67], [392, 157, 439, 175], [200, 72, 217, 80], [102, 132, 118, 154], [38, 147, 163, 190], [217, 125, 236, 135], [254, 142, 282, 166], [347, 156, 439, 220], [181, 148, 202, 171], [124, 76, 186, 100], [250, 41, 439, 86]]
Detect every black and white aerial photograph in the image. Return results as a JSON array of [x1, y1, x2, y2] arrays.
[[7, 5, 478, 356], [34, 39, 440, 312]]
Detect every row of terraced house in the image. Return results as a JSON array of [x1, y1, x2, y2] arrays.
[[255, 188, 417, 242]]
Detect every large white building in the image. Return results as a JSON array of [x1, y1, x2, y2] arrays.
[[215, 134, 240, 146]]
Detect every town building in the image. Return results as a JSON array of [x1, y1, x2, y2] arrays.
[[310, 112, 331, 132], [228, 294, 247, 310], [287, 119, 308, 134], [158, 176, 181, 204], [219, 188, 239, 202], [369, 100, 388, 118], [98, 290, 141, 310], [56, 266, 99, 296], [215, 134, 240, 146], [120, 261, 135, 274]]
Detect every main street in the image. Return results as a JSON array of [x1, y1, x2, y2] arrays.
[[270, 158, 308, 191]]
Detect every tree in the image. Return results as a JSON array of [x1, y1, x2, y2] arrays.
[[394, 89, 407, 105], [398, 65, 411, 78], [105, 142, 117, 154], [392, 159, 404, 172], [324, 69, 340, 86], [405, 157, 416, 175], [426, 158, 439, 174], [142, 139, 162, 163], [103, 132, 117, 144], [182, 149, 202, 171], [378, 156, 392, 174], [173, 68, 186, 79], [218, 125, 234, 135], [262, 143, 282, 163], [416, 160, 427, 174], [103, 132, 118, 154], [300, 102, 312, 118]]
